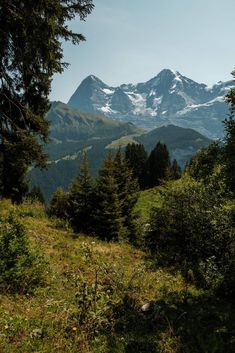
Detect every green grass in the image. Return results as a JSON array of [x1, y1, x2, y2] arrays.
[[134, 187, 163, 224], [0, 199, 234, 353], [105, 135, 140, 149]]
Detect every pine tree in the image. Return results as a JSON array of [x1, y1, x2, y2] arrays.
[[93, 154, 123, 241], [223, 117, 235, 193], [171, 159, 182, 180], [226, 69, 235, 112], [0, 1, 94, 202], [147, 142, 171, 187], [125, 143, 148, 189], [114, 149, 139, 238], [68, 153, 94, 233], [224, 69, 235, 193]]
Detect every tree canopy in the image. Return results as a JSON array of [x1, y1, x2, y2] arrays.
[[0, 0, 94, 202], [223, 69, 235, 193]]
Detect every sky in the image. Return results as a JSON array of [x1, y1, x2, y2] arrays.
[[50, 0, 235, 102]]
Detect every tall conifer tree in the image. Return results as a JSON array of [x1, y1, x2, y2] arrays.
[[68, 153, 94, 233], [94, 153, 122, 241], [0, 1, 94, 202], [114, 149, 139, 238], [224, 70, 235, 193], [125, 143, 148, 189], [171, 159, 182, 180], [147, 142, 171, 187]]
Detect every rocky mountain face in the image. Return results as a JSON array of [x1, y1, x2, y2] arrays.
[[68, 69, 232, 139]]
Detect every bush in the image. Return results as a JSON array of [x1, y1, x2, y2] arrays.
[[47, 187, 69, 220], [0, 214, 46, 293], [145, 178, 235, 294], [26, 186, 45, 204]]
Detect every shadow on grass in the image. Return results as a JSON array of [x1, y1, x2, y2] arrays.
[[105, 291, 235, 353]]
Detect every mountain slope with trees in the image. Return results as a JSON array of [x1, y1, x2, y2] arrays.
[[29, 102, 211, 201]]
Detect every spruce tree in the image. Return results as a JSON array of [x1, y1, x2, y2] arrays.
[[224, 69, 235, 193], [223, 117, 235, 193], [125, 143, 148, 189], [171, 159, 182, 180], [68, 153, 94, 233], [93, 153, 122, 241], [226, 69, 235, 112], [114, 149, 139, 238], [0, 0, 94, 202], [147, 142, 171, 187]]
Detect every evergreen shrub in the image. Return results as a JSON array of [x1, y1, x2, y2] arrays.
[[0, 214, 46, 293]]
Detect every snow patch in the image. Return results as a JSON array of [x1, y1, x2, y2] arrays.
[[176, 96, 225, 116], [174, 72, 183, 83], [149, 90, 156, 97], [153, 96, 163, 108], [99, 105, 114, 114], [102, 88, 115, 95], [127, 92, 146, 110]]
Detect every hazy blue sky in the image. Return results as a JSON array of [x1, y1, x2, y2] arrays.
[[50, 0, 235, 102]]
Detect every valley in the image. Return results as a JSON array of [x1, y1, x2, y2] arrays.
[[30, 102, 211, 201]]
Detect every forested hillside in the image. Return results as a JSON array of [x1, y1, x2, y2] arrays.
[[29, 103, 210, 201]]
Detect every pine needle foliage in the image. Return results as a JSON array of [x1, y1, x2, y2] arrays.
[[114, 149, 139, 239], [125, 143, 148, 189], [147, 142, 171, 187], [0, 0, 94, 202], [68, 153, 94, 233], [93, 153, 123, 241]]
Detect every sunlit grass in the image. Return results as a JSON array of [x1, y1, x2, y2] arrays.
[[0, 199, 234, 353]]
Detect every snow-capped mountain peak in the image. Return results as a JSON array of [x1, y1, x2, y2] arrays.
[[67, 69, 233, 138]]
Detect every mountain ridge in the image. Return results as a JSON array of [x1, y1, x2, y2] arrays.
[[30, 101, 211, 201], [67, 69, 232, 138]]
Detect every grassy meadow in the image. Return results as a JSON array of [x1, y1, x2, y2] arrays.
[[0, 196, 234, 353]]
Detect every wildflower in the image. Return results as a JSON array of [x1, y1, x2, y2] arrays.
[[4, 324, 9, 329], [71, 326, 77, 331]]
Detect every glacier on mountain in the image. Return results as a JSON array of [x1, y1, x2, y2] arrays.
[[67, 69, 233, 138]]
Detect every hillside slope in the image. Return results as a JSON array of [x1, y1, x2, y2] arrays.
[[30, 102, 143, 200], [110, 124, 211, 167], [30, 101, 212, 201], [0, 199, 234, 353], [48, 101, 142, 143]]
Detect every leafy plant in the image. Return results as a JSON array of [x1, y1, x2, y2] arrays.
[[145, 177, 235, 294]]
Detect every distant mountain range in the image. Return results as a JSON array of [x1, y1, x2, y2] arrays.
[[30, 102, 211, 201], [68, 69, 232, 139]]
